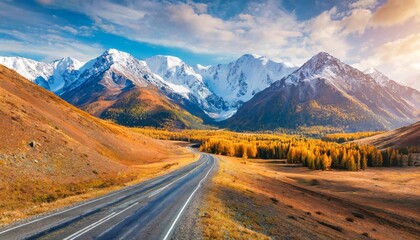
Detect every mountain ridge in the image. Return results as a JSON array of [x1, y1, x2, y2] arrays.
[[1, 50, 419, 131], [0, 50, 297, 122], [222, 52, 418, 131]]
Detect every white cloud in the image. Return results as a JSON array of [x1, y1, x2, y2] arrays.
[[0, 39, 103, 62], [0, 1, 104, 62], [350, 0, 377, 9], [369, 0, 420, 27], [41, 0, 307, 63], [356, 33, 420, 84], [0, 0, 419, 85], [341, 9, 372, 34]]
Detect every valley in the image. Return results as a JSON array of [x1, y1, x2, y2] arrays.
[[0, 51, 419, 239], [1, 1, 420, 238]]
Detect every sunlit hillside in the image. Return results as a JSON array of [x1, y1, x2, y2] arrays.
[[0, 66, 195, 225]]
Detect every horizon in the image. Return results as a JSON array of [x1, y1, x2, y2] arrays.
[[0, 0, 419, 84]]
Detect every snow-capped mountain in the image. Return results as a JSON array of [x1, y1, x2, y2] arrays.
[[364, 68, 420, 110], [0, 56, 53, 90], [59, 49, 207, 128], [223, 52, 417, 131], [0, 56, 85, 93], [1, 50, 417, 130], [197, 54, 297, 106], [364, 67, 390, 86], [403, 76, 420, 92], [0, 50, 296, 121], [145, 55, 230, 120]]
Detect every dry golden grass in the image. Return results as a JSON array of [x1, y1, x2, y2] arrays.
[[0, 66, 197, 226], [356, 121, 420, 148], [200, 155, 420, 239]]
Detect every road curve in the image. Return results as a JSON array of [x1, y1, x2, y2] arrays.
[[0, 153, 216, 240]]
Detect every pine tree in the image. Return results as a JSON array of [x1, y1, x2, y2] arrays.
[[341, 149, 348, 169], [227, 144, 235, 157], [361, 154, 367, 170], [321, 153, 331, 170], [347, 155, 356, 171], [408, 153, 413, 166], [398, 153, 403, 167], [242, 151, 248, 160], [355, 151, 361, 171]]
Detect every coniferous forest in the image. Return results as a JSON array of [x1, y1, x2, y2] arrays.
[[136, 129, 416, 171]]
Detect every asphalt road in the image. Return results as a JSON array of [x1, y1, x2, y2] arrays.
[[0, 153, 216, 240]]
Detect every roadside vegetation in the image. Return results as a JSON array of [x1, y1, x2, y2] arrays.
[[137, 128, 419, 171]]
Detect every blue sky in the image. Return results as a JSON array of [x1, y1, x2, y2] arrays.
[[0, 0, 419, 83]]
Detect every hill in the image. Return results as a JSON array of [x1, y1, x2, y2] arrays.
[[356, 121, 420, 148], [0, 65, 193, 224]]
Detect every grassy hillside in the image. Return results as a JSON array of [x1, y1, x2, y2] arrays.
[[356, 121, 420, 149], [0, 65, 195, 225]]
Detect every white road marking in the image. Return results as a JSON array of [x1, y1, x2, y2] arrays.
[[147, 158, 209, 199], [162, 156, 215, 240], [63, 202, 139, 240], [62, 213, 118, 240], [0, 156, 207, 236], [0, 189, 125, 236]]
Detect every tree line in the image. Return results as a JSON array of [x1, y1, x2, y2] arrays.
[[136, 128, 416, 171], [321, 131, 383, 143]]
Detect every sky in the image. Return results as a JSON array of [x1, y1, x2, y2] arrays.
[[0, 0, 419, 85]]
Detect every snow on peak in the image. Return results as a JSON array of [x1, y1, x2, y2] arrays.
[[279, 51, 372, 91], [201, 54, 297, 104], [54, 57, 83, 70], [146, 55, 185, 73], [0, 56, 52, 81], [237, 54, 270, 65], [195, 64, 210, 71], [363, 67, 391, 86], [159, 55, 184, 68], [145, 55, 208, 98], [102, 49, 133, 62], [106, 48, 124, 55], [363, 67, 377, 75], [240, 53, 262, 59]]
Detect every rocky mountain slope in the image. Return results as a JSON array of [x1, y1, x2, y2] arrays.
[[365, 68, 420, 112], [223, 52, 417, 131]]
